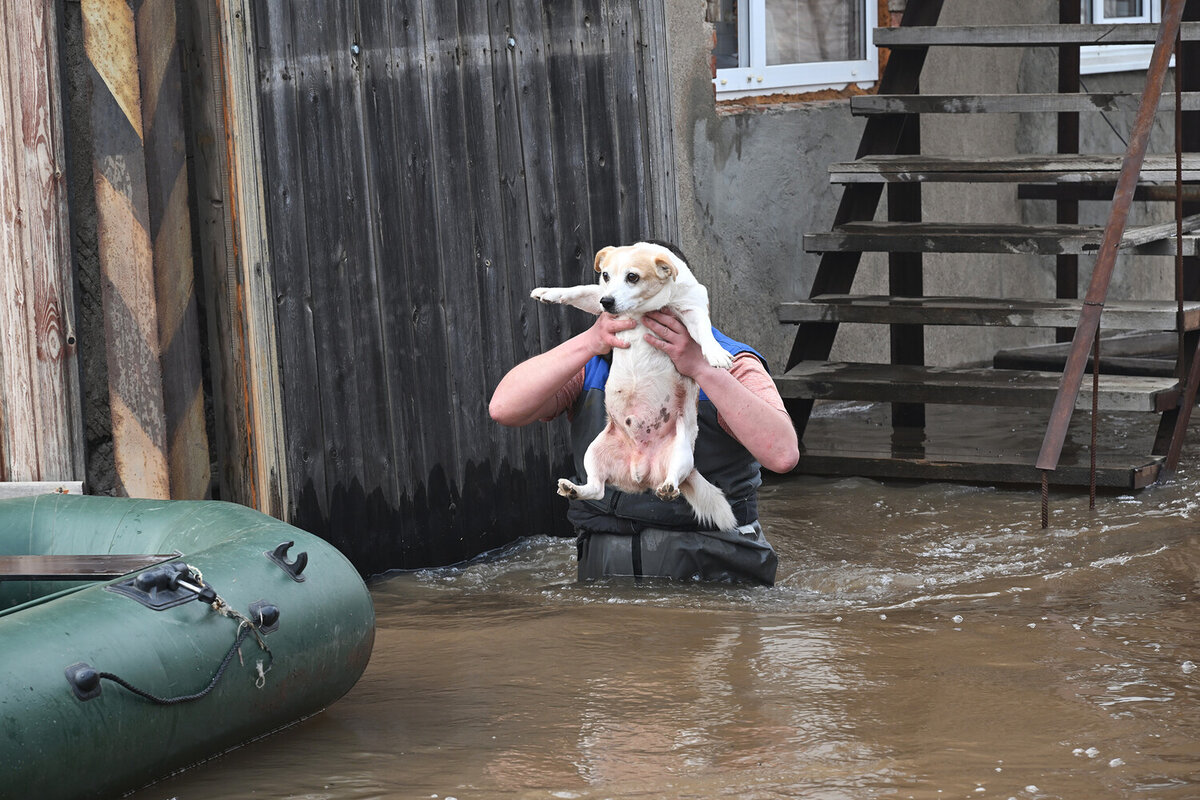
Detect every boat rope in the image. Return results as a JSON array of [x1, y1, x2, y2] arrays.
[[91, 565, 274, 705], [96, 625, 255, 705]]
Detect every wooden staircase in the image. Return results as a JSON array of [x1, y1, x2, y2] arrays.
[[778, 0, 1200, 491]]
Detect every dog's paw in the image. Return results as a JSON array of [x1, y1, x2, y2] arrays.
[[703, 343, 733, 370], [556, 478, 580, 500], [531, 287, 565, 305], [655, 482, 680, 501]]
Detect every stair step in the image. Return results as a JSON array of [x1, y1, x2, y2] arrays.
[[795, 448, 1162, 489], [829, 154, 1200, 184], [851, 92, 1200, 115], [874, 23, 1200, 48], [775, 362, 1179, 411], [993, 331, 1180, 377], [778, 296, 1200, 330], [804, 219, 1200, 256]]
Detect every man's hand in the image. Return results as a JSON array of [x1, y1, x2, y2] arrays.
[[642, 310, 709, 378], [587, 313, 637, 356]]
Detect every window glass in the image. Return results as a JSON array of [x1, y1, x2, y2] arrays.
[[1103, 0, 1144, 17], [765, 0, 865, 66]]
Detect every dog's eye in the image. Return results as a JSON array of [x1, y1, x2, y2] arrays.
[[625, 273, 639, 285], [601, 272, 609, 282]]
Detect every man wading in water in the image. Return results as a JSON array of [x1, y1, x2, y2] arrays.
[[489, 265, 798, 586]]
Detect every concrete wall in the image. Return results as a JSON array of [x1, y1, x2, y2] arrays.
[[663, 0, 1181, 372]]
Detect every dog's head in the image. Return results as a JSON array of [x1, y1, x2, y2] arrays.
[[593, 242, 685, 316]]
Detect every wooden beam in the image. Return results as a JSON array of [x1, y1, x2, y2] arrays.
[[875, 22, 1200, 47], [81, 0, 210, 499], [776, 361, 1180, 411], [0, 553, 178, 581], [829, 153, 1200, 183], [803, 218, 1200, 255], [852, 92, 1200, 115], [177, 0, 286, 515], [779, 296, 1200, 330], [0, 0, 84, 482], [795, 449, 1162, 489], [0, 481, 85, 498]]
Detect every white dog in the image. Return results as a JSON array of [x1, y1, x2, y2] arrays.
[[531, 241, 738, 531]]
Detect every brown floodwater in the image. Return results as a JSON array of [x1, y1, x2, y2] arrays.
[[128, 407, 1200, 800]]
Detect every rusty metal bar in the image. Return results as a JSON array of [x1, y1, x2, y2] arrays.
[[1036, 0, 1189, 473]]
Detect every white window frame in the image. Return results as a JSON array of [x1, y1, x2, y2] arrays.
[[714, 0, 879, 100], [1081, 0, 1163, 75]]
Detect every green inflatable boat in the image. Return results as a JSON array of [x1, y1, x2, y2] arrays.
[[0, 494, 375, 800]]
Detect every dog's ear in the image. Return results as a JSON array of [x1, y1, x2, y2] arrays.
[[593, 246, 614, 273], [654, 253, 678, 280]]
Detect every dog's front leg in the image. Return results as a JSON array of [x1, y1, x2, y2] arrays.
[[675, 306, 733, 369], [531, 284, 605, 316]]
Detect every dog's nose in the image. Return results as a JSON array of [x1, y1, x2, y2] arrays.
[[600, 296, 616, 312]]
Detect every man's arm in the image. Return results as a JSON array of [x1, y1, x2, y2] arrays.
[[489, 314, 637, 427], [642, 311, 799, 474]]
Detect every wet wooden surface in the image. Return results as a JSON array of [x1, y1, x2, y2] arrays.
[[830, 153, 1200, 184], [779, 296, 1200, 330], [776, 361, 1180, 412], [804, 219, 1200, 255]]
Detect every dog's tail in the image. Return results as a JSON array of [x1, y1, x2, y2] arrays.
[[681, 471, 738, 531]]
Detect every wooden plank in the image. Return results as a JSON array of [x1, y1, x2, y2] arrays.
[[0, 0, 83, 483], [851, 92, 1200, 115], [637, 0, 680, 240], [0, 481, 84, 498], [795, 449, 1162, 489], [248, 2, 327, 521], [545, 1, 596, 280], [874, 22, 1200, 47], [212, 0, 287, 514], [291, 4, 374, 529], [993, 331, 1180, 376], [829, 153, 1200, 183], [0, 553, 178, 581], [803, 220, 1200, 255], [779, 295, 1200, 330], [775, 362, 1180, 411], [1018, 184, 1200, 202]]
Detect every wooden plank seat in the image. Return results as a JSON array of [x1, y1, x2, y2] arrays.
[[851, 93, 1200, 116], [874, 22, 1200, 48], [775, 362, 1180, 412], [778, 296, 1200, 331], [829, 153, 1200, 184], [0, 553, 180, 581], [803, 218, 1200, 255]]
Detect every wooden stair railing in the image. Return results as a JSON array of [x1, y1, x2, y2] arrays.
[[1036, 0, 1189, 500]]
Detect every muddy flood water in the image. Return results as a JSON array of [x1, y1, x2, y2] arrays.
[[129, 411, 1200, 800]]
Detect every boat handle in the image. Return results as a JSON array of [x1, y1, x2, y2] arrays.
[[266, 541, 308, 581]]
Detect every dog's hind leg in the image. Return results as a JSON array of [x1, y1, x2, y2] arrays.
[[654, 415, 694, 502], [556, 435, 609, 501], [531, 285, 605, 316]]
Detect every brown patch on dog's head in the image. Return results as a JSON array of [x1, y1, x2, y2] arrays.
[[653, 253, 678, 280], [594, 246, 614, 273]]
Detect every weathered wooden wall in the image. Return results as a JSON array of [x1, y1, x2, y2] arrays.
[[187, 0, 677, 570], [0, 0, 84, 482]]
